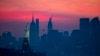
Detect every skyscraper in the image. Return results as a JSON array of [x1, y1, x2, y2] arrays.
[[79, 18, 90, 48], [36, 18, 39, 37], [48, 17, 53, 32], [30, 16, 36, 38], [90, 17, 100, 37], [80, 18, 90, 38], [19, 23, 45, 56], [22, 23, 31, 52], [90, 17, 100, 54], [80, 18, 90, 32], [29, 15, 40, 51]]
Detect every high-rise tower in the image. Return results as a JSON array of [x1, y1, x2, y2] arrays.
[[30, 15, 37, 39], [80, 18, 90, 32], [48, 17, 53, 32], [29, 14, 40, 51], [22, 23, 31, 52], [36, 18, 39, 37]]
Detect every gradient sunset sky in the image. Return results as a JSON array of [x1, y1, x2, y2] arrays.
[[0, 0, 100, 38]]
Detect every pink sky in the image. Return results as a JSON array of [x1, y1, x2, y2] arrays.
[[0, 0, 100, 37], [0, 0, 100, 22]]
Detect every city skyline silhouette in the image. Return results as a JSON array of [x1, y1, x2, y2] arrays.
[[0, 16, 100, 56], [0, 0, 100, 56], [0, 14, 100, 38]]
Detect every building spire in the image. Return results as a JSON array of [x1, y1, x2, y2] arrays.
[[32, 12, 34, 22], [48, 16, 53, 32], [49, 16, 52, 22]]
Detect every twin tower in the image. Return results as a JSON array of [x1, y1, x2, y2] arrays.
[[29, 16, 53, 51]]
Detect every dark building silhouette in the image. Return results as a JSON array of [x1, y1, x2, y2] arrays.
[[17, 37, 24, 50], [21, 24, 32, 52], [0, 16, 100, 56], [70, 30, 83, 55], [40, 34, 48, 53], [29, 16, 40, 51], [48, 17, 53, 32], [36, 18, 39, 37], [80, 18, 90, 34], [70, 30, 80, 46], [63, 31, 69, 40], [0, 36, 1, 40], [90, 17, 100, 55], [46, 30, 67, 56], [90, 17, 100, 38], [18, 24, 45, 56], [30, 16, 37, 43], [80, 18, 90, 47], [0, 32, 17, 49]]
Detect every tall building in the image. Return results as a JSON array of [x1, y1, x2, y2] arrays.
[[36, 18, 39, 37], [22, 23, 31, 51], [80, 18, 90, 37], [48, 17, 53, 32], [79, 18, 90, 47], [19, 24, 45, 56], [90, 17, 100, 54], [80, 18, 90, 32], [90, 17, 100, 37], [30, 16, 36, 38], [29, 15, 40, 51]]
